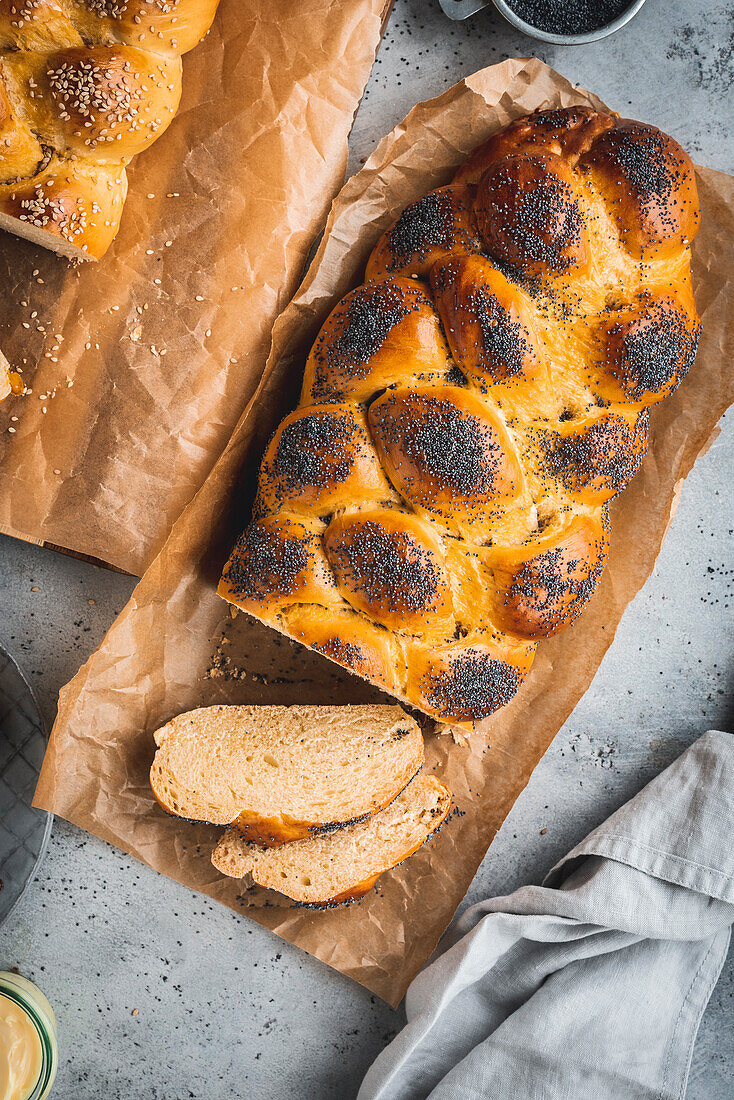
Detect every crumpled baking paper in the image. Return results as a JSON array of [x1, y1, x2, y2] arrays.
[[0, 0, 390, 575], [34, 58, 734, 1007]]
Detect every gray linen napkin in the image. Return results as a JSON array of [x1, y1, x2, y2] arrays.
[[358, 730, 734, 1100]]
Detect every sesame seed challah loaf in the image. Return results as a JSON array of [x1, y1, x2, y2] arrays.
[[219, 106, 701, 731], [0, 0, 219, 259], [150, 703, 425, 846]]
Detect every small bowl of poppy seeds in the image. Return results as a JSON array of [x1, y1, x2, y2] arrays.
[[492, 0, 648, 43]]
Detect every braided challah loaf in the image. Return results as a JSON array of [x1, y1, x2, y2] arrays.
[[219, 107, 701, 731], [0, 0, 219, 259]]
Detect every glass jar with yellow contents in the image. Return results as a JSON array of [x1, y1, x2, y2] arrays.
[[0, 972, 57, 1100]]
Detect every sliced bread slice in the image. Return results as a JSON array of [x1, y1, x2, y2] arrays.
[[211, 773, 452, 906], [150, 704, 424, 845]]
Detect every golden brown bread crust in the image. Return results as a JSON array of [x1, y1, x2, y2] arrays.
[[231, 792, 417, 850], [487, 511, 609, 639], [283, 605, 404, 693], [597, 294, 700, 405], [368, 384, 523, 536], [453, 106, 615, 185], [407, 636, 536, 723], [74, 0, 220, 56], [219, 514, 341, 617], [365, 183, 482, 281], [219, 106, 701, 730], [579, 121, 699, 260], [1, 45, 183, 161], [541, 407, 650, 506], [0, 69, 43, 179], [231, 811, 325, 848], [319, 872, 384, 906], [0, 0, 82, 51], [0, 0, 219, 55], [0, 0, 219, 261], [430, 254, 538, 387], [301, 277, 452, 404], [254, 403, 395, 519], [474, 152, 590, 277], [323, 508, 453, 635], [0, 154, 127, 257]]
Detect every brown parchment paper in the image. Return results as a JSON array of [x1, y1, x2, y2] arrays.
[[34, 58, 734, 1008], [0, 0, 390, 576]]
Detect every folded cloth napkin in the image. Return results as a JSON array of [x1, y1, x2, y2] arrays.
[[358, 730, 734, 1100]]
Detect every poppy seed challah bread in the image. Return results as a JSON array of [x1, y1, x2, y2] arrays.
[[219, 106, 701, 731], [150, 703, 425, 846], [0, 0, 220, 259]]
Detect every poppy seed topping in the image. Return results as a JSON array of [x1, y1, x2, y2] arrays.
[[544, 412, 649, 497], [327, 519, 444, 618], [479, 158, 585, 273], [607, 300, 699, 400], [224, 525, 309, 602], [386, 190, 462, 269], [471, 287, 532, 378], [220, 106, 701, 728], [315, 282, 416, 381], [421, 650, 522, 720], [372, 391, 506, 501], [273, 411, 358, 492]]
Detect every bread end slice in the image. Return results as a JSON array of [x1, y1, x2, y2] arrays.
[[212, 773, 452, 907]]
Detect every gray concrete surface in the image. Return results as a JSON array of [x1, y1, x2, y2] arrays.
[[1, 1, 733, 1096]]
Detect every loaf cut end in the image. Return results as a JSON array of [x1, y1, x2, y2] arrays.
[[0, 157, 127, 260]]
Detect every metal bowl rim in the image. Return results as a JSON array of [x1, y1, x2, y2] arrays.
[[491, 0, 648, 44]]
